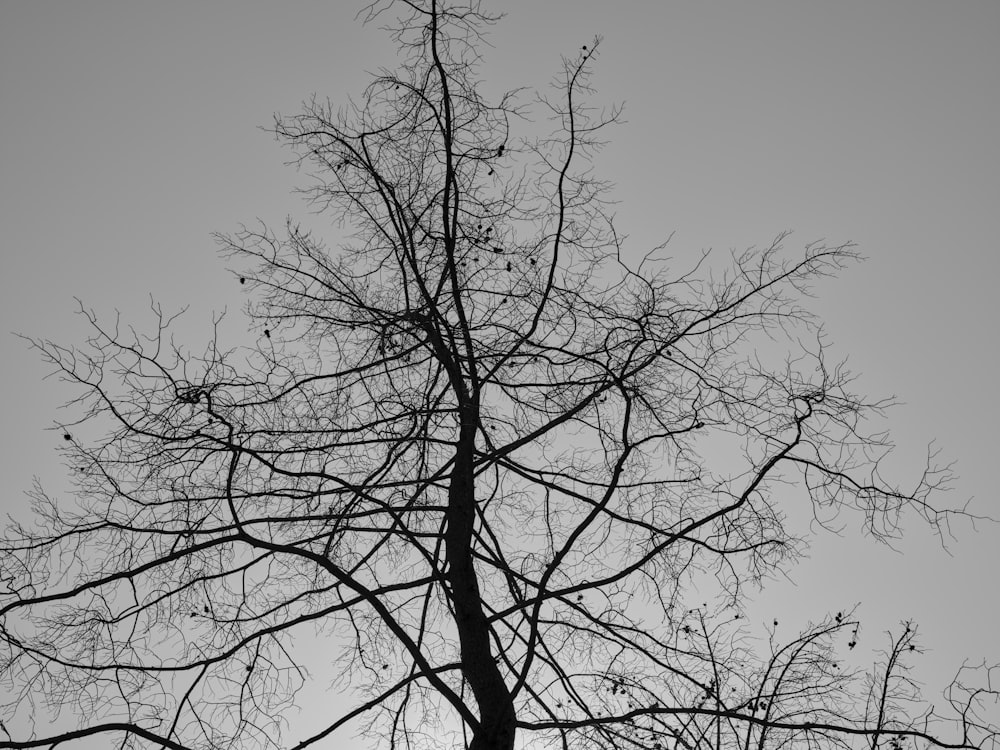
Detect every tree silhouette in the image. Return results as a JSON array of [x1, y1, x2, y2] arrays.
[[2, 2, 997, 750]]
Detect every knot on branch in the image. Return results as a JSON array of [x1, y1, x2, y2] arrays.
[[177, 387, 204, 405]]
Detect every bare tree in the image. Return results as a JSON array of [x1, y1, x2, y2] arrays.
[[2, 2, 996, 750]]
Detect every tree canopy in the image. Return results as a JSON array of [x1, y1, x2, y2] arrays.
[[2, 2, 996, 750]]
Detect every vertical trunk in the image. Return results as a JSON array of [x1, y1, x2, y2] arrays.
[[446, 405, 516, 750]]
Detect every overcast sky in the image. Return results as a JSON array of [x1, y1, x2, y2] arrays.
[[1, 1, 997, 747]]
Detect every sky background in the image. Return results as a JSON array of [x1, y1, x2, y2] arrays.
[[1, 1, 998, 747]]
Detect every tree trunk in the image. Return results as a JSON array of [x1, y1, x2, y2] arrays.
[[446, 411, 516, 750]]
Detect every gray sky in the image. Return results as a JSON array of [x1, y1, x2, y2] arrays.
[[1, 1, 997, 747]]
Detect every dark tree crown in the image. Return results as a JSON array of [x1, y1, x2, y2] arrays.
[[2, 2, 996, 750]]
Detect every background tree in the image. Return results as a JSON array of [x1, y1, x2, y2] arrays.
[[1, 2, 997, 750]]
